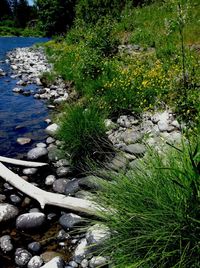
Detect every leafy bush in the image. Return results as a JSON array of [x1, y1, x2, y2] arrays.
[[95, 138, 200, 267], [58, 104, 112, 169]]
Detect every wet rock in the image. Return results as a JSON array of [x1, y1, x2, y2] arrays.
[[123, 143, 146, 156], [59, 213, 84, 230], [0, 203, 19, 223], [0, 68, 6, 76], [73, 238, 88, 263], [86, 224, 111, 246], [10, 194, 22, 205], [17, 137, 31, 146], [45, 175, 56, 186], [53, 179, 70, 194], [15, 248, 32, 267], [65, 179, 80, 195], [0, 235, 13, 253], [13, 87, 24, 93], [28, 256, 43, 268], [16, 212, 46, 231], [28, 242, 42, 254], [45, 123, 59, 136], [23, 168, 38, 175], [27, 147, 48, 160], [36, 143, 47, 148], [56, 166, 71, 177], [23, 90, 31, 96]]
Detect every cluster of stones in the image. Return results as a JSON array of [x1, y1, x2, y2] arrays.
[[8, 47, 69, 105]]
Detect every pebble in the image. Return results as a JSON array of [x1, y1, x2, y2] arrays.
[[10, 194, 22, 205], [68, 260, 78, 267], [16, 212, 46, 231], [28, 256, 43, 268], [0, 203, 19, 223], [89, 256, 107, 268], [59, 213, 84, 230], [28, 242, 42, 254], [36, 142, 47, 148], [56, 166, 71, 177], [123, 143, 146, 155], [86, 224, 111, 246], [46, 137, 55, 144], [17, 137, 31, 145], [65, 179, 80, 195], [73, 238, 88, 263], [23, 168, 38, 175], [81, 259, 89, 268], [45, 175, 56, 186], [53, 179, 70, 194], [45, 123, 59, 136], [0, 235, 13, 253], [15, 248, 32, 267], [27, 147, 48, 160]]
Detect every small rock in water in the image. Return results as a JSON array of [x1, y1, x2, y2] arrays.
[[23, 90, 31, 96], [59, 213, 84, 230], [45, 123, 59, 136], [16, 212, 46, 231], [0, 203, 19, 223], [28, 242, 42, 254], [36, 142, 47, 148], [28, 256, 43, 268], [17, 137, 31, 145], [27, 147, 48, 160], [15, 248, 32, 267], [0, 235, 13, 253], [23, 168, 38, 175], [13, 87, 24, 93]]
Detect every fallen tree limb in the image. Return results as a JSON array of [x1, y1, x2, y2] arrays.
[[0, 156, 48, 167], [0, 162, 101, 216]]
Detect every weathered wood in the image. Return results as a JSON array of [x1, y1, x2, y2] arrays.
[[0, 162, 100, 216], [0, 156, 48, 167]]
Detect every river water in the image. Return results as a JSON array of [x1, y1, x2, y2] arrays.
[[0, 37, 49, 157]]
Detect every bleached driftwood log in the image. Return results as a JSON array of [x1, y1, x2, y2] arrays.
[[0, 156, 48, 167], [0, 162, 101, 216]]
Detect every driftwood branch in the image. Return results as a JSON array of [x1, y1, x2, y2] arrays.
[[0, 156, 48, 167], [0, 162, 100, 216]]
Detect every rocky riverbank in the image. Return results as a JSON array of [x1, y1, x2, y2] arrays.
[[0, 46, 183, 268]]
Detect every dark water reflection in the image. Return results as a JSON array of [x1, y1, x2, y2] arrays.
[[0, 37, 49, 157]]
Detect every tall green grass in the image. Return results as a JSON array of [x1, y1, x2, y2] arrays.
[[95, 138, 200, 267]]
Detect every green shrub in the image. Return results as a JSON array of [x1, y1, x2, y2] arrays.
[[58, 104, 112, 169], [95, 138, 200, 267]]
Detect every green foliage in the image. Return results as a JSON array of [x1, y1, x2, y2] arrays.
[[95, 138, 200, 267], [58, 104, 112, 168], [36, 0, 76, 36]]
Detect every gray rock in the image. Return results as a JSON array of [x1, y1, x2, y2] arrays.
[[79, 176, 104, 191], [28, 242, 41, 254], [123, 143, 146, 156], [65, 179, 80, 195], [106, 154, 127, 171], [0, 203, 19, 223], [171, 120, 180, 129], [68, 261, 78, 268], [53, 159, 70, 168], [40, 257, 64, 268], [46, 137, 55, 144], [59, 213, 84, 230], [86, 224, 111, 246], [73, 238, 88, 263], [36, 143, 47, 148], [117, 115, 131, 128], [81, 259, 89, 268], [123, 131, 143, 144], [23, 168, 38, 175], [27, 147, 48, 160], [45, 175, 56, 186], [48, 146, 64, 162], [89, 256, 107, 268], [56, 166, 71, 177], [45, 123, 59, 136], [16, 212, 46, 231], [13, 87, 24, 93], [17, 137, 31, 145], [104, 119, 117, 130], [158, 121, 169, 132], [128, 159, 142, 169], [28, 256, 43, 268], [10, 194, 22, 205], [15, 248, 32, 267], [53, 179, 70, 194], [0, 235, 13, 253]]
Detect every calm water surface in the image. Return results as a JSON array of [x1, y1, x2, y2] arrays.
[[0, 37, 49, 157]]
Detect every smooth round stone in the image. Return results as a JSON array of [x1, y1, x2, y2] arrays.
[[46, 137, 55, 144], [28, 242, 42, 254], [124, 143, 146, 155], [65, 179, 80, 195], [17, 137, 31, 145], [53, 179, 70, 194], [45, 175, 56, 186], [89, 256, 107, 268], [27, 147, 48, 160], [56, 166, 71, 177], [59, 213, 83, 230], [27, 256, 43, 268], [15, 248, 32, 267], [23, 168, 38, 175], [45, 123, 59, 136], [0, 235, 13, 253], [16, 212, 46, 231], [36, 143, 47, 148], [10, 194, 22, 205], [0, 203, 19, 223]]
